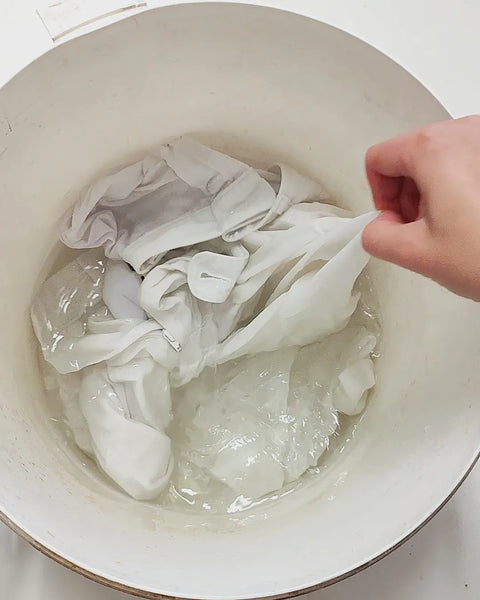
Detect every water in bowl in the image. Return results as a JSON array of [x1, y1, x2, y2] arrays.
[[36, 244, 380, 516]]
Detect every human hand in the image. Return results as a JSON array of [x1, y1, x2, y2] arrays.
[[362, 115, 480, 300]]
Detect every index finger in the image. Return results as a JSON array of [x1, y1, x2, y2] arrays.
[[366, 131, 415, 179], [365, 131, 420, 211]]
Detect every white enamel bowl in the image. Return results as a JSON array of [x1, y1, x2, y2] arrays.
[[1, 3, 479, 599]]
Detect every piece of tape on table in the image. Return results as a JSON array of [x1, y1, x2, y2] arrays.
[[37, 0, 148, 42]]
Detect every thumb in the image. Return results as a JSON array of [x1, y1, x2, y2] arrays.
[[362, 210, 433, 273]]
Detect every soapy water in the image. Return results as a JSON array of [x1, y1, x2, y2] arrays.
[[37, 250, 380, 515], [161, 279, 379, 514], [165, 329, 375, 513]]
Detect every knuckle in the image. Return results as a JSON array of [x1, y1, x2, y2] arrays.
[[413, 126, 441, 150], [410, 125, 450, 165]]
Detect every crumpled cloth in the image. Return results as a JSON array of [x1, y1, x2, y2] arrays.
[[32, 137, 377, 501], [60, 137, 326, 274]]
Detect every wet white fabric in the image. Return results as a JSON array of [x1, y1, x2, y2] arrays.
[[102, 259, 146, 320], [31, 253, 174, 500], [172, 327, 376, 501], [139, 208, 376, 384], [60, 137, 327, 273], [32, 139, 378, 501], [80, 365, 173, 500]]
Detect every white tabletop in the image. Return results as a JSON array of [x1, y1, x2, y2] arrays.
[[1, 1, 479, 599]]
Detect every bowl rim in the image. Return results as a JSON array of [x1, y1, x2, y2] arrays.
[[2, 454, 479, 600]]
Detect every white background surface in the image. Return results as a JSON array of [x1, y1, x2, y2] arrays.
[[0, 1, 479, 598]]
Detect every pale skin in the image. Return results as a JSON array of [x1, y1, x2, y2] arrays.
[[362, 115, 480, 301]]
